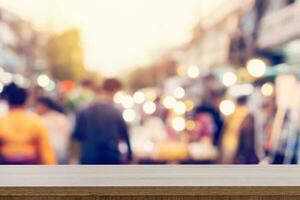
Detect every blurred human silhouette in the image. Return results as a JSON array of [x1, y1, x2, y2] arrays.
[[0, 83, 56, 165], [72, 78, 132, 164], [35, 97, 71, 164], [65, 79, 95, 112], [194, 89, 224, 147], [220, 96, 259, 164], [234, 96, 259, 164]]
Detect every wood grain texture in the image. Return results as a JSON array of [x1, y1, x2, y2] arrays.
[[0, 196, 300, 200], [0, 165, 300, 199], [1, 187, 300, 196]]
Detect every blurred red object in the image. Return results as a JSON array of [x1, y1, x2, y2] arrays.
[[59, 80, 75, 92]]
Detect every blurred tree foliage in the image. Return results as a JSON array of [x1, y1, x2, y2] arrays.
[[126, 67, 157, 91], [45, 28, 88, 81], [126, 58, 177, 91]]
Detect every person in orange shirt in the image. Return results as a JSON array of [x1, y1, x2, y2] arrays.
[[0, 83, 56, 165]]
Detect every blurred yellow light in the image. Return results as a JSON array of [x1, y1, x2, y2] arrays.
[[246, 58, 267, 78], [174, 101, 187, 115], [173, 87, 185, 99], [122, 109, 137, 122], [172, 117, 186, 132], [222, 71, 237, 87], [219, 100, 236, 116], [187, 65, 200, 79], [177, 66, 186, 77], [186, 120, 196, 131], [184, 100, 194, 112], [143, 101, 156, 115], [261, 83, 274, 97], [145, 90, 157, 101], [121, 95, 135, 109], [37, 74, 50, 88], [162, 96, 176, 109], [113, 91, 126, 104], [133, 91, 145, 104]]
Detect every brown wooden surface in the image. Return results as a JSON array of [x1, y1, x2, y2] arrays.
[[1, 186, 300, 196], [0, 196, 300, 200], [0, 187, 300, 200], [0, 165, 300, 199]]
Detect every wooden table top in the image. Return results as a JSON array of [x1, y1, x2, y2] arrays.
[[0, 165, 300, 196]]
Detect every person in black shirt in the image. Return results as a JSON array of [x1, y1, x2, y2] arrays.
[[72, 79, 132, 164], [195, 89, 224, 147]]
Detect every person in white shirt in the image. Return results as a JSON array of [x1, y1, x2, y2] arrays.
[[35, 97, 71, 164]]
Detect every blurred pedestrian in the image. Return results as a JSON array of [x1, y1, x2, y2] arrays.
[[0, 83, 56, 165], [194, 89, 224, 146], [72, 78, 132, 164], [35, 97, 71, 164], [65, 79, 95, 112], [220, 96, 259, 164]]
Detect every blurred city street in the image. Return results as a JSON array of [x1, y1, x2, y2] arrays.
[[0, 0, 300, 165]]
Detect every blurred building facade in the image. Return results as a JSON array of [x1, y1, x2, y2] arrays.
[[230, 0, 300, 66], [256, 0, 300, 65], [174, 0, 300, 71], [174, 0, 254, 70]]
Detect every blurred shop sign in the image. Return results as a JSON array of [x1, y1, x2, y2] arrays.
[[258, 3, 300, 49]]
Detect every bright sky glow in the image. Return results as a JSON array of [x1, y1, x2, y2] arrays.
[[0, 0, 224, 76]]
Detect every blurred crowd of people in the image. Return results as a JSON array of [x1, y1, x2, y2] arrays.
[[0, 79, 132, 165], [0, 75, 293, 165]]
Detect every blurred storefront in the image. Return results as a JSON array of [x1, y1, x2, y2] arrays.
[[257, 0, 300, 65], [176, 0, 300, 70], [228, 0, 300, 66], [175, 0, 254, 70], [149, 0, 300, 165]]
